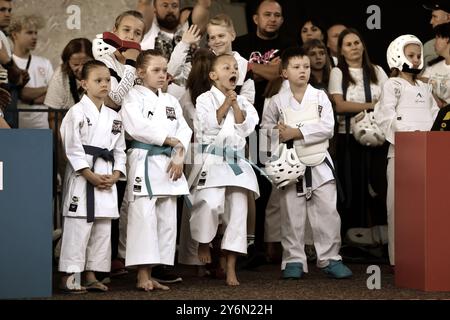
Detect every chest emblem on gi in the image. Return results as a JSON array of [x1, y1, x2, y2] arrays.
[[318, 105, 323, 118], [86, 117, 92, 126], [135, 177, 142, 183], [166, 106, 176, 121], [112, 120, 122, 135]]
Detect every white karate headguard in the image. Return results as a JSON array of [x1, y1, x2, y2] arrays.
[[92, 34, 116, 59], [265, 144, 306, 188], [386, 35, 423, 74], [351, 110, 385, 147]]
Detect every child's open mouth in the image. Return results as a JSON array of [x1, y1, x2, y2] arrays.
[[229, 76, 237, 85]]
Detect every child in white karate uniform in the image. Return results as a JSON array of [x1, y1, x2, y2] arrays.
[[120, 49, 192, 291], [189, 54, 259, 286], [59, 60, 127, 293], [374, 35, 439, 265], [262, 47, 352, 279]]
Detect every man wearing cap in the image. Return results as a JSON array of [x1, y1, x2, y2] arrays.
[[423, 1, 450, 65]]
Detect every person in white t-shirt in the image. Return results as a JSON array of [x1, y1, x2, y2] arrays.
[[328, 28, 389, 249], [423, 22, 450, 107], [10, 14, 53, 129]]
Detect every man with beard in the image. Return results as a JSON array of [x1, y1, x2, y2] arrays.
[[140, 0, 210, 60], [233, 0, 294, 268], [234, 0, 293, 117]]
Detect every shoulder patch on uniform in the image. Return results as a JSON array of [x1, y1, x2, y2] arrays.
[[112, 120, 122, 135], [166, 106, 176, 120]]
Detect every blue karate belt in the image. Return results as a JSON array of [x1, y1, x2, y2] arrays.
[[130, 140, 173, 198], [82, 145, 115, 223]]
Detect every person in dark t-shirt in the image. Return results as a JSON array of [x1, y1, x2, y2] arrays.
[[234, 0, 293, 117]]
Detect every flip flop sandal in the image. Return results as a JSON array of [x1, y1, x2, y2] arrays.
[[84, 280, 109, 292], [59, 283, 87, 295]]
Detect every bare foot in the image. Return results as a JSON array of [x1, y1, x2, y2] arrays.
[[137, 267, 154, 291], [225, 252, 240, 286], [150, 278, 170, 291], [226, 272, 240, 286], [198, 243, 212, 264]]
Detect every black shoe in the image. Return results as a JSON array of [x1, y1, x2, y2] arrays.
[[152, 266, 182, 284]]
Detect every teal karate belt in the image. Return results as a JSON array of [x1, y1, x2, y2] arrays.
[[131, 140, 173, 197]]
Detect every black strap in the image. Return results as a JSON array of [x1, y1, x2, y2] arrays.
[[303, 158, 345, 203], [342, 68, 372, 208], [109, 68, 122, 83], [305, 166, 312, 200], [362, 69, 372, 103], [82, 145, 115, 223], [25, 55, 31, 70]]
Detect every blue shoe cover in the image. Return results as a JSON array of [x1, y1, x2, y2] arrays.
[[282, 262, 303, 279], [322, 260, 352, 279]]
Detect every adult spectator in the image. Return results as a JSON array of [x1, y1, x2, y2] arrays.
[[140, 0, 211, 58], [44, 38, 93, 181], [328, 29, 389, 253], [298, 17, 326, 46], [233, 0, 293, 117], [423, 22, 450, 107], [326, 23, 346, 67], [423, 1, 450, 65]]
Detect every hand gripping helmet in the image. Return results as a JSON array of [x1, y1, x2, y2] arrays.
[[386, 35, 423, 74], [265, 144, 306, 188], [351, 110, 385, 147], [92, 33, 117, 59]]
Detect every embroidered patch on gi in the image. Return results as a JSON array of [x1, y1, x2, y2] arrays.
[[318, 105, 323, 117], [166, 106, 176, 121], [112, 120, 122, 135], [135, 177, 142, 183], [133, 185, 142, 192], [69, 196, 79, 212], [86, 117, 92, 126]]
